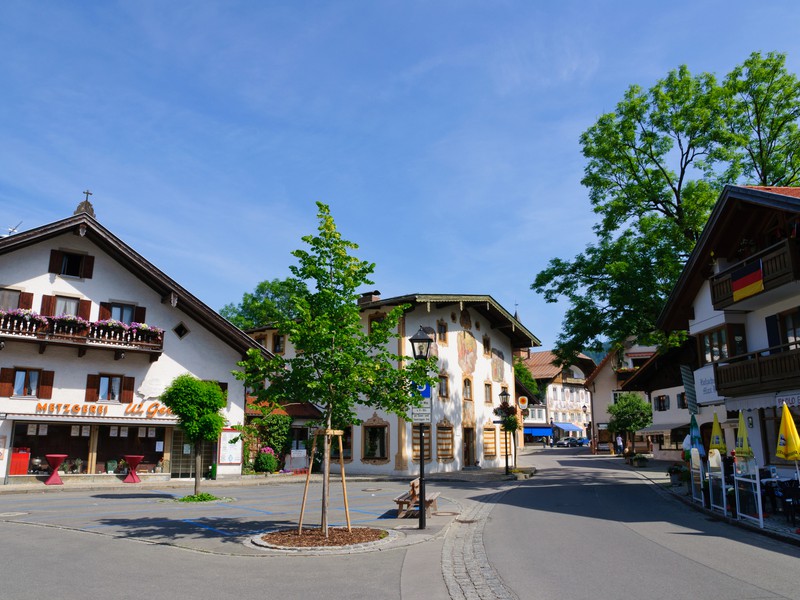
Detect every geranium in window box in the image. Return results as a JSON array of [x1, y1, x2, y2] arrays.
[[90, 318, 130, 341], [0, 308, 49, 334], [129, 322, 164, 343], [50, 314, 91, 336]]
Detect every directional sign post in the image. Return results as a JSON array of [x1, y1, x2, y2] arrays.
[[411, 382, 432, 529]]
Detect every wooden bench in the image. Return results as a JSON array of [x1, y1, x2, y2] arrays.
[[394, 477, 440, 518]]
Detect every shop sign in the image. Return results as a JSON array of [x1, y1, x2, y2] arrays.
[[34, 401, 174, 419], [775, 391, 800, 409], [124, 402, 174, 418]]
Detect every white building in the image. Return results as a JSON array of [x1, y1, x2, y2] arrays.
[[0, 201, 267, 484], [250, 292, 540, 475]]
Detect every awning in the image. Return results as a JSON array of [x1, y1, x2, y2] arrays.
[[552, 422, 583, 432], [637, 422, 689, 434], [524, 427, 552, 436]]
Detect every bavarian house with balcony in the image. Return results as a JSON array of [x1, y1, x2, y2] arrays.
[[658, 185, 800, 469], [0, 198, 267, 484]]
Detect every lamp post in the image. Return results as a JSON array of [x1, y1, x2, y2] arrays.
[[410, 326, 433, 530], [499, 388, 511, 475]]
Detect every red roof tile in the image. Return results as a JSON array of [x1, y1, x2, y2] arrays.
[[746, 186, 800, 198]]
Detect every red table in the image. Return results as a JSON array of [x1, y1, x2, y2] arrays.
[[44, 454, 68, 485], [122, 455, 144, 483]]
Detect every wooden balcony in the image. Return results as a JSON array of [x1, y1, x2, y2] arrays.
[[0, 315, 163, 360], [711, 238, 800, 310], [713, 343, 800, 397]]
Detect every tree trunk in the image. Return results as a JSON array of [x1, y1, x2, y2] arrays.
[[194, 443, 202, 496]]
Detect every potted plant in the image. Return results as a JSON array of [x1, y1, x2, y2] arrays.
[[50, 314, 90, 336], [667, 464, 685, 486], [1, 308, 49, 334], [632, 453, 649, 468]]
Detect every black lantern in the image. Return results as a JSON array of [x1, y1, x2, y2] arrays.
[[499, 388, 510, 404], [410, 326, 433, 361]]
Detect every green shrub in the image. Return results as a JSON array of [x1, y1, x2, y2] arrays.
[[254, 447, 279, 473]]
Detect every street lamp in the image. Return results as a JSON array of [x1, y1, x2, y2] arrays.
[[499, 387, 511, 475], [409, 326, 433, 530]]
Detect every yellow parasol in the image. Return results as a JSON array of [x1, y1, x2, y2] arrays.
[[735, 411, 753, 459], [776, 402, 800, 482], [709, 413, 727, 453]]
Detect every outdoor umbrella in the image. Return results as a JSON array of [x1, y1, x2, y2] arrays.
[[775, 402, 800, 481], [735, 411, 754, 459], [709, 413, 727, 454], [690, 414, 706, 458]]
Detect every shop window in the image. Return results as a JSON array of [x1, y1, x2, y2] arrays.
[[273, 334, 285, 354], [330, 426, 352, 460], [463, 377, 473, 402], [438, 372, 449, 400], [49, 249, 94, 279], [436, 320, 448, 344], [655, 395, 670, 412], [85, 374, 134, 403], [436, 421, 454, 461], [363, 424, 388, 460], [484, 382, 492, 404], [483, 425, 497, 458], [412, 424, 431, 461]]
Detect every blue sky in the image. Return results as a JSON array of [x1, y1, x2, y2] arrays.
[[3, 1, 800, 348]]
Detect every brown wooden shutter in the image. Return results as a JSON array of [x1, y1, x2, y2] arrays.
[[39, 371, 54, 399], [99, 302, 111, 320], [85, 374, 100, 402], [81, 255, 94, 279], [0, 368, 14, 397], [48, 250, 63, 274], [133, 306, 147, 323], [18, 292, 33, 310], [78, 299, 92, 321], [40, 295, 56, 317], [121, 377, 135, 404]]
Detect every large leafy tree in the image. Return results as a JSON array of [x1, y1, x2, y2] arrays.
[[534, 52, 800, 366], [607, 392, 652, 453], [160, 374, 227, 496], [236, 202, 437, 536], [220, 277, 308, 330]]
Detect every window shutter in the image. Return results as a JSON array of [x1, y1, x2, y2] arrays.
[[48, 250, 63, 274], [81, 255, 94, 279], [78, 299, 92, 321], [0, 368, 14, 397], [39, 371, 54, 399], [99, 302, 111, 320], [665, 395, 670, 410], [121, 377, 135, 403], [134, 306, 147, 323], [40, 295, 56, 317], [766, 314, 782, 353], [18, 292, 33, 310], [85, 374, 100, 402]]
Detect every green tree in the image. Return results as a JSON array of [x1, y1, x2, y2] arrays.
[[607, 392, 652, 454], [236, 202, 437, 536], [533, 52, 800, 366], [513, 357, 540, 399], [220, 277, 308, 330], [160, 374, 227, 496]]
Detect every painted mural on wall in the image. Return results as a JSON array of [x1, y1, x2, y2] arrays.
[[491, 348, 505, 382], [458, 330, 477, 374]]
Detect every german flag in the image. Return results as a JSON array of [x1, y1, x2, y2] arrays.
[[731, 259, 764, 302]]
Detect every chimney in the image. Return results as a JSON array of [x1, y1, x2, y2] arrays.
[[358, 290, 381, 305]]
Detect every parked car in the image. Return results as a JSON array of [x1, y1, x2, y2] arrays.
[[555, 438, 579, 447], [576, 437, 591, 446]]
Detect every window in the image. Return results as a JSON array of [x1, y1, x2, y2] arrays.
[[436, 422, 454, 461], [463, 377, 473, 402], [49, 249, 94, 279], [363, 425, 388, 460], [482, 334, 491, 356], [173, 322, 190, 339], [784, 310, 800, 350], [612, 391, 625, 404], [438, 373, 449, 399], [330, 426, 353, 460], [368, 313, 385, 334], [110, 303, 135, 324], [484, 382, 493, 404], [412, 424, 431, 461], [483, 425, 497, 458], [436, 320, 447, 344], [0, 288, 20, 310], [655, 395, 670, 412], [677, 392, 688, 409], [14, 369, 40, 396], [0, 367, 53, 399], [99, 375, 122, 402], [55, 296, 79, 317], [273, 334, 285, 354], [699, 324, 747, 365]]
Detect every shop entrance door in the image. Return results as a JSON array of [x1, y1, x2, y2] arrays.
[[170, 429, 213, 478], [463, 427, 475, 467]]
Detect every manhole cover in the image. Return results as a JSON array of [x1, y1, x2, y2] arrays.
[[361, 488, 382, 492]]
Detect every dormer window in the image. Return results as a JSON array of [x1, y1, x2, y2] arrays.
[[49, 250, 94, 279]]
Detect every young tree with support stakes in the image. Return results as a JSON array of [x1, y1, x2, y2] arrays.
[[236, 202, 437, 537], [160, 374, 227, 497]]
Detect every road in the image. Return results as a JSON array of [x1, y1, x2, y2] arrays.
[[1, 450, 799, 599]]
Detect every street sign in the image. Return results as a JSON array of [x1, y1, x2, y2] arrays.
[[417, 383, 431, 398], [411, 398, 432, 423]]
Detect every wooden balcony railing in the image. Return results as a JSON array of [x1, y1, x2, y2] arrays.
[[713, 342, 800, 397], [0, 313, 163, 358], [711, 238, 800, 310]]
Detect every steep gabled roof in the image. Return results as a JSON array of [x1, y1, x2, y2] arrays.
[[658, 185, 800, 332], [360, 293, 540, 349], [521, 350, 595, 381], [0, 210, 269, 358]]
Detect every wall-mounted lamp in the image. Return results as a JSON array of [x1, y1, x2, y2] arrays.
[[747, 416, 753, 428]]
